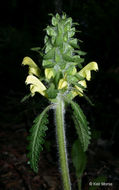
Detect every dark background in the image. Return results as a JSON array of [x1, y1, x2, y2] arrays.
[[0, 0, 119, 189]]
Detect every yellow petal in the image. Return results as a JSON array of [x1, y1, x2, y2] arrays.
[[22, 57, 37, 67], [78, 62, 98, 81], [25, 75, 46, 96], [30, 85, 45, 96], [45, 68, 55, 79], [22, 57, 40, 77], [58, 78, 68, 89]]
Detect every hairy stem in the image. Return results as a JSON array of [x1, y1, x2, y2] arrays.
[[55, 95, 71, 190]]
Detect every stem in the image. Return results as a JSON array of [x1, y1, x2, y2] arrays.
[[77, 176, 82, 190], [55, 95, 71, 190]]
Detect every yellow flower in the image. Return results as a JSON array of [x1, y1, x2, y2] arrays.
[[78, 62, 98, 81], [71, 62, 98, 98], [58, 78, 68, 89], [25, 75, 46, 96], [45, 68, 55, 79], [22, 57, 40, 77]]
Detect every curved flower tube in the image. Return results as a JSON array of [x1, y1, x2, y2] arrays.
[[58, 78, 68, 89], [78, 61, 98, 81], [70, 62, 98, 98], [25, 75, 46, 96], [45, 68, 55, 79], [22, 57, 40, 77]]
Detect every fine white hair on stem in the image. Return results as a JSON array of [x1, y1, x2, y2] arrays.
[[54, 95, 71, 190]]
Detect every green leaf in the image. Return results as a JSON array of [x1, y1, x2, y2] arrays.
[[54, 71, 62, 88], [31, 47, 41, 51], [77, 58, 84, 64], [75, 73, 84, 80], [44, 47, 55, 60], [71, 139, 87, 177], [46, 26, 56, 37], [27, 105, 52, 173], [65, 66, 76, 75], [55, 33, 63, 47], [62, 54, 76, 62], [74, 50, 87, 56], [42, 60, 55, 68], [69, 38, 79, 49], [52, 16, 58, 26], [21, 93, 31, 103], [73, 82, 86, 91], [67, 75, 78, 83], [72, 55, 81, 62], [83, 93, 94, 106], [31, 47, 44, 56], [45, 83, 58, 99], [55, 48, 62, 63], [70, 101, 91, 151], [75, 87, 94, 106]]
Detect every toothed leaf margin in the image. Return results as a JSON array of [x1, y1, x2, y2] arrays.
[[27, 105, 52, 173], [70, 101, 91, 151]]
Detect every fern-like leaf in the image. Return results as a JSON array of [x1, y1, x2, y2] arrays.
[[70, 101, 91, 151], [27, 105, 52, 173]]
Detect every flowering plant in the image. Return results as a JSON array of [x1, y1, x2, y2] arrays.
[[22, 13, 98, 190]]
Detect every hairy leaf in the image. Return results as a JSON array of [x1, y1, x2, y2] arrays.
[[27, 105, 52, 173], [70, 101, 91, 151]]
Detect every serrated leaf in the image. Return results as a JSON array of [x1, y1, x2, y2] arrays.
[[27, 105, 52, 173], [70, 101, 91, 151]]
